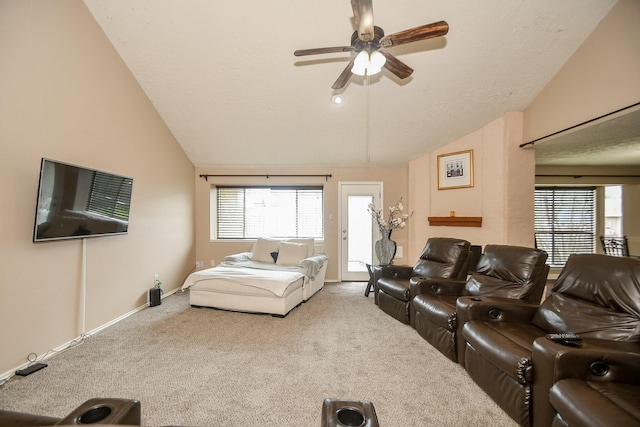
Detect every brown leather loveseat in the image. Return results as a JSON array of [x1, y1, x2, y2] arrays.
[[457, 253, 640, 427]]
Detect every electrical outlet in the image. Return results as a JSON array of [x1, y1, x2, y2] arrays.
[[396, 246, 403, 258], [196, 261, 204, 268], [210, 260, 216, 266]]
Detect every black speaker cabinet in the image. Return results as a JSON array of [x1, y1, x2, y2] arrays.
[[58, 398, 141, 425], [149, 287, 162, 307], [321, 398, 380, 427]]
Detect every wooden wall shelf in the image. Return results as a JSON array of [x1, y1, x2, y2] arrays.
[[428, 216, 483, 227]]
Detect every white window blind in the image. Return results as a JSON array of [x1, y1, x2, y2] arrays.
[[87, 172, 132, 220], [534, 187, 596, 266], [216, 186, 323, 239]]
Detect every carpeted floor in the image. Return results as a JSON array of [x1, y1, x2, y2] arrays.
[[0, 283, 517, 426]]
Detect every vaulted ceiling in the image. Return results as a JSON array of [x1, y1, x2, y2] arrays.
[[83, 0, 620, 168]]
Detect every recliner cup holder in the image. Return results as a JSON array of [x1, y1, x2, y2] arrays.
[[489, 308, 501, 319], [79, 405, 113, 424], [321, 398, 379, 427], [57, 398, 141, 425], [336, 407, 365, 426]]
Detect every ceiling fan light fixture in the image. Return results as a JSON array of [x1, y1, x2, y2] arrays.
[[294, 1, 448, 89], [367, 50, 386, 75], [352, 51, 369, 76], [351, 50, 386, 77]]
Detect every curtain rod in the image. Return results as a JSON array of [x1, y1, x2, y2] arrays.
[[520, 101, 640, 148], [199, 173, 332, 182]]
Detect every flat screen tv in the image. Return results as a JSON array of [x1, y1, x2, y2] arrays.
[[33, 158, 133, 242]]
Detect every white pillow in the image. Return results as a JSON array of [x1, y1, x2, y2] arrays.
[[276, 242, 308, 266], [284, 238, 315, 257], [252, 237, 280, 263]]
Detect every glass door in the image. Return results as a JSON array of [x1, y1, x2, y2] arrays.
[[339, 182, 382, 281]]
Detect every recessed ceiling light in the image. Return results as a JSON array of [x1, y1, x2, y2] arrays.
[[332, 94, 344, 104]]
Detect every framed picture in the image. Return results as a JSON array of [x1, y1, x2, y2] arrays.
[[437, 149, 474, 190]]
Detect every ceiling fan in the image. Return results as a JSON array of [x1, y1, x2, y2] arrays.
[[294, 0, 449, 89]]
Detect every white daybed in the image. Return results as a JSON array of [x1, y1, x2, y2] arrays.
[[181, 238, 328, 317]]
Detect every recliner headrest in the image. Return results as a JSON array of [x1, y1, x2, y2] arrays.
[[414, 237, 471, 281], [475, 245, 548, 283], [419, 237, 471, 264], [552, 253, 640, 317]]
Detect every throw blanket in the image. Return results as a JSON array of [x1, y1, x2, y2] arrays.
[[181, 265, 304, 297], [223, 252, 327, 278]]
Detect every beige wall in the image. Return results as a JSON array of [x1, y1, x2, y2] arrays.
[[407, 113, 535, 259], [194, 111, 536, 279], [623, 185, 640, 255], [194, 166, 408, 282], [525, 0, 640, 259], [2, 0, 637, 380], [524, 0, 640, 141], [0, 1, 195, 376]]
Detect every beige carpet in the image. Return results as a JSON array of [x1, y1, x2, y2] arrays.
[[0, 283, 517, 426]]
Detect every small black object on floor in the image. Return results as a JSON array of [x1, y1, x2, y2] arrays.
[[16, 362, 47, 376], [149, 287, 162, 307]]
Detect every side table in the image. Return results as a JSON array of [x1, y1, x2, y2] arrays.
[[364, 264, 374, 297]]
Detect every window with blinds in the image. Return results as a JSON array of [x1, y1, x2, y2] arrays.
[[215, 186, 323, 239], [534, 187, 596, 266], [86, 172, 133, 220]]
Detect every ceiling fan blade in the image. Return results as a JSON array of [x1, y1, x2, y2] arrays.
[[379, 50, 413, 79], [380, 20, 449, 48], [294, 46, 355, 56], [331, 56, 357, 89], [351, 0, 374, 42]]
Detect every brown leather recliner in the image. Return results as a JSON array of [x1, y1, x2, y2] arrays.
[[549, 376, 640, 426], [411, 245, 549, 363], [0, 398, 141, 426], [457, 253, 640, 427], [0, 409, 60, 426], [375, 237, 471, 325]]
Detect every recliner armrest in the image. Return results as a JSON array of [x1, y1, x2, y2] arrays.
[[533, 337, 640, 384], [456, 296, 539, 325], [531, 337, 640, 427], [0, 410, 60, 427], [376, 264, 413, 280], [410, 276, 467, 297]]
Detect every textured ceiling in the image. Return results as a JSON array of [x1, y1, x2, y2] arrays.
[[533, 107, 640, 166], [83, 0, 619, 168]]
